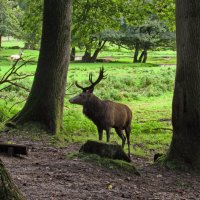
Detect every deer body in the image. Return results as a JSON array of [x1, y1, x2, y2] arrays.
[[69, 68, 132, 157], [83, 95, 132, 131], [10, 55, 21, 61], [10, 49, 23, 62]]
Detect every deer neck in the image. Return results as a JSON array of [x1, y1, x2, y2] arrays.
[[83, 95, 104, 118]]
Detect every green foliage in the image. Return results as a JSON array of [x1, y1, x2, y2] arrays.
[[72, 0, 124, 56], [0, 0, 22, 40], [67, 65, 175, 101], [19, 0, 43, 49], [151, 0, 175, 31], [105, 17, 175, 63]]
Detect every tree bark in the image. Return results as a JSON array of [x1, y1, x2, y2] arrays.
[[0, 159, 25, 200], [70, 47, 75, 61], [8, 0, 72, 134], [133, 44, 139, 63], [167, 0, 200, 169]]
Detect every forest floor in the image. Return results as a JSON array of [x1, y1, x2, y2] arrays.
[[1, 132, 200, 200]]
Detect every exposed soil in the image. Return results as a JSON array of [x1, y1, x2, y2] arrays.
[[1, 133, 200, 200]]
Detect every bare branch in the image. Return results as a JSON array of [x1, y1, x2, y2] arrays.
[[0, 57, 34, 93], [6, 81, 30, 92], [9, 99, 26, 112]]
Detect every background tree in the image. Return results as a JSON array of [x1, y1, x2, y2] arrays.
[[165, 0, 200, 170], [17, 0, 43, 49], [151, 0, 175, 30], [0, 0, 21, 48], [72, 0, 124, 62], [105, 18, 175, 63], [8, 0, 72, 134]]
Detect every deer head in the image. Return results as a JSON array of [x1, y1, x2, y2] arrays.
[[69, 67, 107, 105]]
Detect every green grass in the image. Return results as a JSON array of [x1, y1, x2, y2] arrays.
[[1, 37, 24, 48], [0, 39, 176, 159]]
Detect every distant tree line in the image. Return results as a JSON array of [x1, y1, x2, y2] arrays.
[[0, 0, 175, 63]]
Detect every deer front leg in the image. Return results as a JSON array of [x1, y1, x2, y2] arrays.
[[97, 127, 103, 141]]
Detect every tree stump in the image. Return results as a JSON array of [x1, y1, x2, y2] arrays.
[[0, 159, 25, 200], [80, 140, 131, 162]]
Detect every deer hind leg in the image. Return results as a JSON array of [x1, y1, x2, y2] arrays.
[[115, 128, 126, 148], [125, 125, 131, 158], [97, 127, 103, 141], [106, 128, 111, 142]]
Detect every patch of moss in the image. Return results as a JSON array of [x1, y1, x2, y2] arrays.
[[155, 154, 193, 171], [68, 152, 140, 176]]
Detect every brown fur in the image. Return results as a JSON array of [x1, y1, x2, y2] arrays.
[[83, 95, 132, 130]]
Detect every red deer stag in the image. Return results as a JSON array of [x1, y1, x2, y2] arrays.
[[69, 67, 132, 157]]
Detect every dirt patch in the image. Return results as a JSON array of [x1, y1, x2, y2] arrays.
[[1, 134, 200, 200]]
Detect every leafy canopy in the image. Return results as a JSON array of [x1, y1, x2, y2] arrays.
[[0, 0, 21, 38]]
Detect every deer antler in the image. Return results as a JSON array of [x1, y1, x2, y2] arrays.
[[88, 67, 107, 87], [74, 67, 107, 92], [75, 81, 85, 90]]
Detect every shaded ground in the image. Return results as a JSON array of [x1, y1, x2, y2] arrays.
[[0, 133, 200, 200]]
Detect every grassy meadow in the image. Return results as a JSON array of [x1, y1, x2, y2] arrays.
[[0, 38, 176, 159]]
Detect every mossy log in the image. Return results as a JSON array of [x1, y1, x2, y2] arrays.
[[0, 159, 25, 200], [80, 140, 131, 162]]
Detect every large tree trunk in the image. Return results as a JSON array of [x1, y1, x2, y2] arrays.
[[0, 159, 25, 200], [8, 0, 72, 134], [167, 0, 200, 169]]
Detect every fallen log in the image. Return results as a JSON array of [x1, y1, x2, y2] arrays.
[[0, 143, 28, 156], [80, 140, 131, 162]]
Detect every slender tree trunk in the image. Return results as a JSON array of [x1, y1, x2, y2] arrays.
[[138, 50, 144, 63], [90, 40, 107, 63], [142, 49, 147, 63], [70, 47, 75, 61], [0, 160, 25, 200], [8, 0, 72, 134], [167, 0, 200, 169], [0, 35, 2, 48], [90, 49, 100, 62], [133, 44, 139, 63], [82, 47, 92, 62]]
